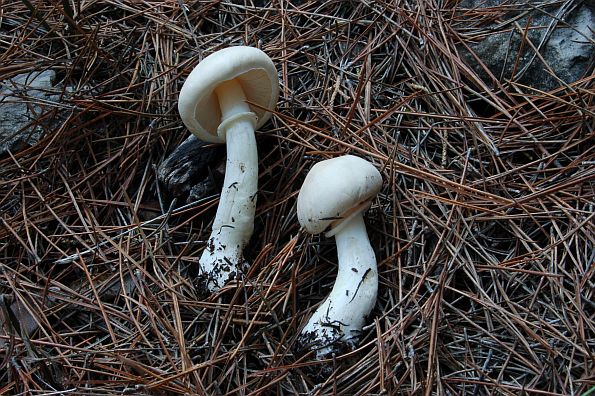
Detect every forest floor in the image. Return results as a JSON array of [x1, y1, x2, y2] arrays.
[[0, 1, 593, 395]]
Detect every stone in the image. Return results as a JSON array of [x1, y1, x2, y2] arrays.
[[457, 0, 594, 91], [0, 70, 59, 156]]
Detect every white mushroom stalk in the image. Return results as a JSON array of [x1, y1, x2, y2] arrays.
[[178, 47, 279, 292], [300, 211, 378, 358], [200, 80, 258, 291], [297, 155, 382, 358]]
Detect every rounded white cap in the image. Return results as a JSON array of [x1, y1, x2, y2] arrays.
[[178, 46, 279, 143], [297, 155, 382, 235]]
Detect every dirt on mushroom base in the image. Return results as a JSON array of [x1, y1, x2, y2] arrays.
[[194, 237, 245, 294], [0, 1, 593, 395]]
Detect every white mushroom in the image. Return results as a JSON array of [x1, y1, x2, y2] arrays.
[[178, 46, 279, 292], [297, 155, 382, 358]]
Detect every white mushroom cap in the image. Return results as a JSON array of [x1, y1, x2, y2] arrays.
[[178, 46, 279, 143], [297, 155, 382, 236]]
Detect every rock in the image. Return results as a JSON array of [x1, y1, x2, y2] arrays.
[[457, 0, 594, 91], [0, 70, 60, 156], [157, 134, 225, 204], [0, 293, 47, 348]]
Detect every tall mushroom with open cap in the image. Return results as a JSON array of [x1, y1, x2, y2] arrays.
[[297, 155, 382, 358], [178, 46, 279, 292]]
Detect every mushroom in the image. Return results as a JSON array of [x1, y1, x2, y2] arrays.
[[296, 155, 382, 358], [178, 46, 279, 292]]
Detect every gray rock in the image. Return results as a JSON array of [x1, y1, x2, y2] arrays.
[[0, 70, 59, 155], [457, 0, 594, 91]]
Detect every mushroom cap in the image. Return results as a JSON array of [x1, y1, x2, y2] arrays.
[[178, 46, 279, 143], [297, 155, 382, 235]]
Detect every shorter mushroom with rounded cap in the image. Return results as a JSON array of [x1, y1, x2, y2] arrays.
[[297, 154, 382, 358], [178, 46, 279, 292]]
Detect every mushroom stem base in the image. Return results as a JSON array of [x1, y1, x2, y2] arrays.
[[198, 113, 258, 293], [298, 212, 378, 359]]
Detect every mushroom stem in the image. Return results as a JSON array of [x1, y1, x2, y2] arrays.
[[300, 211, 378, 358], [199, 79, 258, 292], [216, 79, 251, 120]]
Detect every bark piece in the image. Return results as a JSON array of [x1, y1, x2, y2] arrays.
[[157, 134, 225, 203]]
